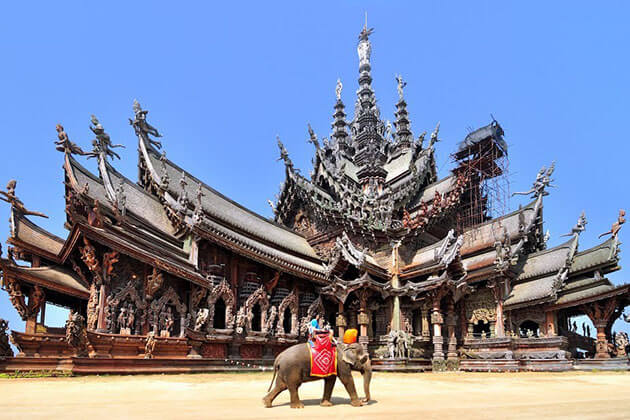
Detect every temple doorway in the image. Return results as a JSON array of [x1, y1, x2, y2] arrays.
[[251, 303, 262, 332], [282, 307, 292, 333], [214, 298, 226, 329]]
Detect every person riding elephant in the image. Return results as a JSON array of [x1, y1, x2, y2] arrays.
[[263, 328, 372, 408]]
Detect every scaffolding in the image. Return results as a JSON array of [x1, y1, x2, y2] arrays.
[[451, 120, 510, 232]]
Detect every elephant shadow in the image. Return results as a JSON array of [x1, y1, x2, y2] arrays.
[[276, 397, 378, 407]]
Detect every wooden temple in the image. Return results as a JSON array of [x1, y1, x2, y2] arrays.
[[0, 25, 628, 374]]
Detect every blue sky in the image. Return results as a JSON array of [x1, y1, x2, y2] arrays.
[[1, 1, 629, 337]]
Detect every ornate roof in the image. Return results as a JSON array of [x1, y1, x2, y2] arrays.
[[272, 26, 454, 242]]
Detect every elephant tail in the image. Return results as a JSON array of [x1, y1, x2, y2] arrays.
[[267, 361, 279, 392]]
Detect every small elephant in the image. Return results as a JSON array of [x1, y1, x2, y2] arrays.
[[262, 342, 372, 408]]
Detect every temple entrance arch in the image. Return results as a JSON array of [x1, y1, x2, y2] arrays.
[[148, 287, 187, 337], [207, 279, 236, 331], [276, 289, 299, 337]]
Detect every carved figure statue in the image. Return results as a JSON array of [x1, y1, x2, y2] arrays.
[[146, 267, 164, 299], [561, 211, 587, 237], [396, 330, 408, 358], [65, 312, 89, 357], [89, 115, 125, 161], [55, 124, 88, 155], [194, 308, 209, 332], [387, 330, 397, 359], [159, 307, 175, 337], [266, 306, 278, 336], [130, 100, 162, 149], [117, 307, 128, 333], [599, 209, 626, 239], [0, 319, 13, 357], [335, 78, 343, 100], [126, 303, 136, 333], [615, 332, 629, 357], [0, 180, 48, 218], [144, 332, 156, 359], [395, 74, 406, 100]]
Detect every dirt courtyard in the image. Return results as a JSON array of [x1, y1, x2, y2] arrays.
[[1, 371, 629, 419]]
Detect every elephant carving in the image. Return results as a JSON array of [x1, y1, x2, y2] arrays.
[[262, 342, 372, 408]]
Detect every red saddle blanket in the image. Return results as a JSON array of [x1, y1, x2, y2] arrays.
[[308, 333, 337, 377]]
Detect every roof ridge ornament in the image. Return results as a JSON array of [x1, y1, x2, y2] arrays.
[[429, 122, 440, 148], [276, 136, 294, 170], [512, 161, 555, 198], [561, 211, 587, 238], [599, 209, 625, 239], [130, 100, 162, 150], [0, 179, 48, 219], [55, 124, 89, 156], [89, 114, 125, 161]]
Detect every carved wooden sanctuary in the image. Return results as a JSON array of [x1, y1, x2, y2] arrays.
[[1, 25, 629, 374]]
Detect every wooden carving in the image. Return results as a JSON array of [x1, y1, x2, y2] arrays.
[[276, 288, 299, 337], [145, 267, 164, 299], [65, 312, 89, 357], [79, 237, 102, 285], [5, 277, 28, 320], [207, 279, 236, 330]]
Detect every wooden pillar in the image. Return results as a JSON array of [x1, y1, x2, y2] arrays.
[[96, 283, 109, 332], [545, 310, 557, 337], [594, 322, 610, 359], [421, 308, 430, 338], [336, 302, 346, 338], [431, 299, 444, 362], [390, 241, 402, 331], [446, 301, 458, 361]]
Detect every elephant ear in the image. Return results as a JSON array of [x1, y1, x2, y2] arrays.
[[341, 345, 358, 367]]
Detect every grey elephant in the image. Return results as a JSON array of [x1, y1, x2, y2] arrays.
[[262, 342, 372, 408]]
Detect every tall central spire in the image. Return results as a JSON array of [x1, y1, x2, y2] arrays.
[[356, 23, 376, 117]]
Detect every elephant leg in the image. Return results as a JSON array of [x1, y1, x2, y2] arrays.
[[321, 376, 336, 406], [338, 372, 362, 407], [288, 384, 304, 409], [262, 382, 287, 408]]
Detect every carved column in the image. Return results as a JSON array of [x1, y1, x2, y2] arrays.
[[390, 241, 402, 331], [336, 302, 346, 338], [446, 301, 458, 362], [96, 283, 109, 332], [489, 279, 505, 337], [582, 299, 619, 359], [431, 305, 444, 362], [358, 289, 370, 338], [421, 307, 430, 339]]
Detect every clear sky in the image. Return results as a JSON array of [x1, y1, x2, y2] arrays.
[[1, 1, 629, 338]]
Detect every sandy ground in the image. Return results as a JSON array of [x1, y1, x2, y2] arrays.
[[1, 371, 629, 419]]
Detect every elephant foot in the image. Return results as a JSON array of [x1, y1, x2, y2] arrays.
[[262, 398, 272, 408], [361, 397, 370, 404], [290, 402, 305, 409], [320, 400, 333, 407], [350, 399, 364, 407]]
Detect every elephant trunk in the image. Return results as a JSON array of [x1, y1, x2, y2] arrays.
[[361, 359, 372, 402]]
